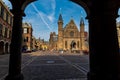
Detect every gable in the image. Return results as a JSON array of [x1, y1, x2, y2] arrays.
[[64, 19, 79, 32], [63, 19, 80, 38]]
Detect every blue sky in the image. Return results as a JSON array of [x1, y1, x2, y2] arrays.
[[3, 0, 120, 41]]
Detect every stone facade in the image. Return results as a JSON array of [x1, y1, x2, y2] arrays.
[[22, 23, 33, 52], [32, 36, 36, 51], [49, 14, 89, 51], [0, 0, 13, 54], [49, 32, 58, 50], [35, 38, 49, 50]]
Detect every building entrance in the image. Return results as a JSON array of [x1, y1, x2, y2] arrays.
[[70, 40, 76, 51]]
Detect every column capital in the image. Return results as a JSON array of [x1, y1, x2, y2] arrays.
[[10, 9, 25, 17], [9, 0, 36, 11], [70, 0, 90, 20], [86, 1, 119, 19], [88, 7, 119, 20]]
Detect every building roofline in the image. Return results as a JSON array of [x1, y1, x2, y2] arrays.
[[0, 0, 13, 17]]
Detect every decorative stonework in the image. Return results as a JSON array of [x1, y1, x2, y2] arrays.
[[50, 14, 89, 52]]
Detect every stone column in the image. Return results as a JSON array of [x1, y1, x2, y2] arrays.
[[87, 1, 120, 80], [8, 44, 10, 53], [3, 43, 5, 54], [5, 9, 24, 80]]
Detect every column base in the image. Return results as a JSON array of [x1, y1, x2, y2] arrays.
[[5, 73, 24, 80], [0, 52, 5, 55], [87, 71, 119, 80], [87, 72, 97, 80]]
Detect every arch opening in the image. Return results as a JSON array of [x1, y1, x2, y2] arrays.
[[2, 0, 90, 80], [23, 0, 89, 53], [2, 0, 120, 80]]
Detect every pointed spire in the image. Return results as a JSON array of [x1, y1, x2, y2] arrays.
[[58, 14, 63, 21], [58, 8, 63, 22], [80, 16, 85, 32], [80, 16, 84, 25], [71, 16, 73, 19], [80, 11, 84, 25]]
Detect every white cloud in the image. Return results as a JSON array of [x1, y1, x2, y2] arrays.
[[37, 0, 56, 23], [31, 3, 52, 31], [38, 0, 56, 11], [30, 0, 57, 32], [47, 12, 55, 23], [51, 0, 56, 10], [33, 30, 50, 41], [47, 0, 56, 23]]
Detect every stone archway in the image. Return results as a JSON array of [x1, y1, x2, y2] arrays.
[[70, 40, 76, 50], [71, 1, 120, 80], [70, 40, 77, 53], [70, 0, 90, 19], [5, 0, 120, 80], [0, 41, 4, 54]]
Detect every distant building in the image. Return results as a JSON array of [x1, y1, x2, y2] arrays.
[[41, 41, 49, 50], [22, 23, 33, 52], [49, 14, 89, 52], [35, 38, 41, 50], [32, 36, 36, 51], [35, 38, 49, 50], [0, 1, 13, 54], [49, 32, 58, 50]]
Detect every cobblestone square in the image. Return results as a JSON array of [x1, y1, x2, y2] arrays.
[[0, 51, 89, 80]]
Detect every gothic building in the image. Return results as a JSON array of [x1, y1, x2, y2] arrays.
[[49, 14, 89, 51]]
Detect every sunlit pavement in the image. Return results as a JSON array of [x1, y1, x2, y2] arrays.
[[0, 51, 89, 80]]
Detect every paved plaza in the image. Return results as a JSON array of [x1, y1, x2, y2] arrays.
[[0, 51, 89, 80]]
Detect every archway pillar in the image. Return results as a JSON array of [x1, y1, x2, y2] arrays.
[[8, 44, 10, 53], [5, 9, 24, 80], [88, 3, 120, 80], [5, 0, 36, 80], [3, 43, 5, 54]]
